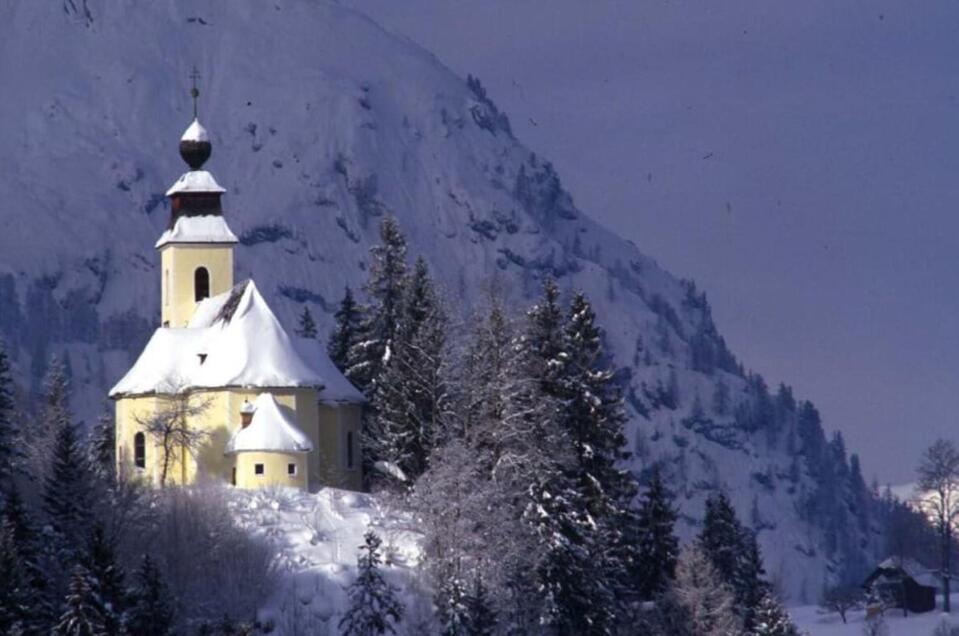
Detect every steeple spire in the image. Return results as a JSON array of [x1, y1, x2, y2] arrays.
[[178, 67, 212, 171], [190, 66, 200, 119]]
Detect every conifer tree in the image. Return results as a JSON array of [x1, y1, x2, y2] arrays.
[[635, 468, 680, 599], [1, 483, 50, 630], [458, 298, 513, 457], [699, 493, 746, 589], [369, 257, 449, 483], [436, 574, 470, 636], [739, 531, 771, 631], [53, 565, 105, 636], [669, 543, 741, 636], [88, 408, 115, 480], [295, 306, 318, 339], [346, 216, 409, 396], [558, 291, 632, 505], [464, 576, 496, 636], [42, 421, 94, 553], [329, 286, 362, 373], [126, 555, 174, 636], [339, 530, 403, 636], [522, 279, 565, 397], [81, 523, 126, 635], [699, 493, 770, 629], [750, 594, 800, 636], [0, 520, 32, 633], [525, 476, 616, 635], [0, 340, 18, 481]]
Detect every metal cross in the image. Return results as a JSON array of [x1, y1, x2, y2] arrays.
[[189, 66, 200, 119]]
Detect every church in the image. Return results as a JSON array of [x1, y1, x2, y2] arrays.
[[109, 112, 364, 492]]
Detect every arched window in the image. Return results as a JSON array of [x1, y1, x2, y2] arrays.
[[346, 431, 355, 470], [134, 432, 146, 470], [194, 267, 210, 302]]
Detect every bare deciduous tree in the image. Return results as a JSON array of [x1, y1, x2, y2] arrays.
[[916, 438, 959, 612], [820, 585, 862, 624], [135, 384, 211, 487]]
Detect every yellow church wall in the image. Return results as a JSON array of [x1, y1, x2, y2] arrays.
[[231, 451, 308, 489], [160, 244, 234, 327], [115, 388, 362, 492], [318, 403, 363, 491]]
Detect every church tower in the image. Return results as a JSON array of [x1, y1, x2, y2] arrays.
[[157, 116, 237, 327]]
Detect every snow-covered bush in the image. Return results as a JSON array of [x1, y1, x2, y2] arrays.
[[932, 619, 959, 636], [128, 485, 278, 630]]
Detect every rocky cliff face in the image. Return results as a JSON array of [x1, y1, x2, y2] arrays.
[[0, 0, 880, 599]]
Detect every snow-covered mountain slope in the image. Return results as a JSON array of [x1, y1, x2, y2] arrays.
[[0, 0, 880, 600]]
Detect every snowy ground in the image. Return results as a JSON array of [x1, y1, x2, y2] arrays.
[[227, 487, 427, 635], [792, 601, 959, 635]]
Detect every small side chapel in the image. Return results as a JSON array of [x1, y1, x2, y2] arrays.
[[109, 109, 364, 492]]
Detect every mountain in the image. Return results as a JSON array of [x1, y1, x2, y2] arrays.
[[0, 0, 881, 600]]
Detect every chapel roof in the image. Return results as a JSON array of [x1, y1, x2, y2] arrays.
[[225, 393, 313, 454], [109, 280, 361, 401]]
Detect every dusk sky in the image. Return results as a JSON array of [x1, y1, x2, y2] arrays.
[[347, 0, 959, 484]]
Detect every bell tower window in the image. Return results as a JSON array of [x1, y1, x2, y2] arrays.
[[134, 432, 146, 470], [194, 267, 210, 302]]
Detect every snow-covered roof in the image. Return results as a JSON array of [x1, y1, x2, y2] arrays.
[[181, 118, 210, 143], [110, 281, 326, 396], [165, 170, 226, 196], [295, 337, 365, 404], [225, 393, 313, 454], [875, 557, 941, 588], [155, 214, 238, 248]]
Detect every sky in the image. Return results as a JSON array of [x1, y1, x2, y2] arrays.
[[344, 0, 959, 485]]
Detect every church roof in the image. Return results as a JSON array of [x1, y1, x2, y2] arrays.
[[181, 118, 210, 143], [225, 393, 313, 454], [165, 170, 226, 196], [109, 280, 354, 397], [155, 214, 238, 248]]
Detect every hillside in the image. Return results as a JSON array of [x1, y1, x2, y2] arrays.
[[0, 0, 881, 600]]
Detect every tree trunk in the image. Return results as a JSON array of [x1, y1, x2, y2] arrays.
[[945, 531, 952, 613]]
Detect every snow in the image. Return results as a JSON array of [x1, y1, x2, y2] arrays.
[[791, 602, 959, 636], [164, 170, 226, 196], [295, 337, 366, 404], [0, 0, 880, 602], [226, 393, 313, 454], [181, 118, 209, 143], [226, 486, 422, 633], [110, 281, 330, 396], [154, 214, 238, 248]]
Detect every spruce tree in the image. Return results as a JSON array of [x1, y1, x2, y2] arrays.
[[126, 555, 174, 636], [369, 257, 448, 483], [53, 565, 104, 636], [698, 493, 746, 589], [739, 531, 771, 631], [329, 286, 362, 374], [458, 299, 513, 458], [1, 483, 50, 630], [634, 468, 680, 599], [339, 530, 403, 636], [346, 216, 409, 396], [699, 493, 770, 629], [0, 520, 32, 633], [42, 421, 94, 554], [750, 593, 800, 636], [88, 408, 115, 480], [525, 476, 616, 635], [295, 306, 318, 339], [436, 574, 470, 636], [0, 340, 18, 481], [81, 523, 126, 635]]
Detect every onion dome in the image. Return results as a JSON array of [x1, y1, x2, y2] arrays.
[[179, 119, 212, 170]]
